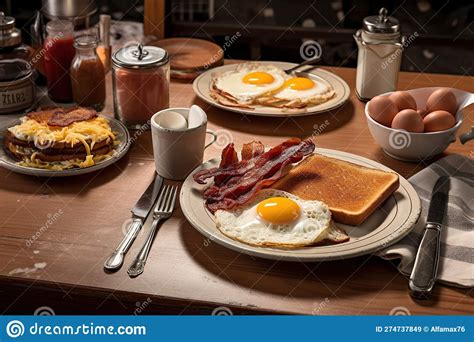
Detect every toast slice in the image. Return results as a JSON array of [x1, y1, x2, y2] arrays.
[[273, 154, 399, 226]]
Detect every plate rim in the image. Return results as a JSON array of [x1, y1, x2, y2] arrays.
[[0, 114, 131, 177], [180, 148, 421, 262], [192, 61, 351, 117]]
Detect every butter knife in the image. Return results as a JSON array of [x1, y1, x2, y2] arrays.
[[409, 176, 450, 298], [104, 173, 163, 271]]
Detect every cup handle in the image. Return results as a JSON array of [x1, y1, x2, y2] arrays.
[[459, 127, 474, 144], [205, 130, 217, 149]]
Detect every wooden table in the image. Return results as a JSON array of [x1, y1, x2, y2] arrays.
[[0, 66, 472, 315]]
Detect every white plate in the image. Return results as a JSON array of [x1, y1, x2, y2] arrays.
[[180, 148, 421, 261], [192, 61, 350, 117], [0, 115, 130, 177]]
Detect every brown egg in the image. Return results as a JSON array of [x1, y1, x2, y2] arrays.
[[391, 109, 424, 132], [367, 96, 398, 127], [423, 110, 456, 132], [426, 88, 457, 115], [389, 91, 417, 111], [417, 109, 428, 118]]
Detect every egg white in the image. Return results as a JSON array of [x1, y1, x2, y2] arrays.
[[213, 65, 286, 103], [274, 79, 331, 101], [215, 189, 332, 247]]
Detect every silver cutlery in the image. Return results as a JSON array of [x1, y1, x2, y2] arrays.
[[104, 173, 164, 271], [284, 57, 321, 75], [127, 184, 178, 277], [409, 176, 450, 298]]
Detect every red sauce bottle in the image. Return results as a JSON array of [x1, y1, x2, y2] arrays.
[[43, 20, 75, 102]]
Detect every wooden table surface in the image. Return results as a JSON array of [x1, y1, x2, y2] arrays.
[[0, 66, 472, 315]]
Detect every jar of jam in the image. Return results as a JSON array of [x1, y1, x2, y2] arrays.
[[0, 59, 36, 114], [112, 44, 169, 130], [70, 35, 106, 111], [43, 20, 75, 102], [0, 12, 36, 114]]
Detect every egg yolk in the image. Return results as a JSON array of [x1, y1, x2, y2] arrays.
[[284, 77, 314, 90], [256, 197, 300, 224], [242, 72, 275, 85]]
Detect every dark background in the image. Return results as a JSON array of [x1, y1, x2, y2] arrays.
[[3, 0, 473, 75]]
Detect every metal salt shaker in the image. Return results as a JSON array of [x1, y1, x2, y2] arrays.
[[354, 8, 404, 101]]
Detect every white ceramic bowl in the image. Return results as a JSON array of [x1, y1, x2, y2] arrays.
[[365, 87, 473, 161]]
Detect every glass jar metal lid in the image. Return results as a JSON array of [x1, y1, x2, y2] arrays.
[[363, 8, 400, 34], [112, 43, 169, 69], [0, 12, 21, 47]]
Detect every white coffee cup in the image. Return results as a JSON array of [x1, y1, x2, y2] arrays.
[[151, 107, 216, 180]]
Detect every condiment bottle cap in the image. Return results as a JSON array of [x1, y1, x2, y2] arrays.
[[363, 8, 400, 34], [0, 12, 21, 47]]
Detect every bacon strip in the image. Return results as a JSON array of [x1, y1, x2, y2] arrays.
[[48, 107, 97, 126], [241, 141, 264, 160], [220, 143, 239, 167], [27, 106, 97, 127], [194, 138, 302, 183], [193, 138, 315, 212], [215, 143, 239, 186]]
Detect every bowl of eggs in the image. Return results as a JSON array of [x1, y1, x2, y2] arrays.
[[365, 87, 473, 161]]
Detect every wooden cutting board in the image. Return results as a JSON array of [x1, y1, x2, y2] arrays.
[[151, 38, 224, 71]]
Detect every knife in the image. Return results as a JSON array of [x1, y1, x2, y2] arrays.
[[104, 173, 163, 271], [409, 175, 450, 298]]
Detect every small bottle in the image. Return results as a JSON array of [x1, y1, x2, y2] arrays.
[[70, 35, 106, 111], [43, 20, 75, 102]]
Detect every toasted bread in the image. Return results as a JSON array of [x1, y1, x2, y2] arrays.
[[273, 154, 399, 225]]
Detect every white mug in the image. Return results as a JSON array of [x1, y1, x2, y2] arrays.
[[151, 107, 216, 180]]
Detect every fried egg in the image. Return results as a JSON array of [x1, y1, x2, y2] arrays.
[[213, 65, 286, 103], [215, 189, 332, 247], [273, 76, 333, 102]]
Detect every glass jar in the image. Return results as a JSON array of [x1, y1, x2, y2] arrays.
[[112, 44, 170, 130], [43, 20, 75, 102], [0, 59, 36, 114], [70, 35, 106, 111], [354, 8, 403, 101], [0, 12, 36, 114]]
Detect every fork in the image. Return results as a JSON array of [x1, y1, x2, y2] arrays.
[[127, 184, 178, 277], [284, 56, 321, 75]]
